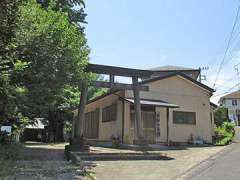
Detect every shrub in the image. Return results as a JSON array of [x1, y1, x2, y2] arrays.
[[214, 122, 235, 146], [223, 121, 235, 134]]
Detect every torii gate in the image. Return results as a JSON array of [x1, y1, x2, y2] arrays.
[[70, 63, 153, 150]]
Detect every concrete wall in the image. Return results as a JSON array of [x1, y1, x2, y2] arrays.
[[126, 75, 213, 143]]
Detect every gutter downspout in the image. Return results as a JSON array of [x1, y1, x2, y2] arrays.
[[121, 99, 125, 144], [113, 93, 125, 144], [167, 107, 170, 146]]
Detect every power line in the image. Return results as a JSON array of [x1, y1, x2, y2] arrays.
[[235, 63, 240, 88], [212, 82, 240, 97], [213, 2, 240, 89]]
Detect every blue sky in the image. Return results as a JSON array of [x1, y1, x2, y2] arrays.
[[85, 0, 240, 103]]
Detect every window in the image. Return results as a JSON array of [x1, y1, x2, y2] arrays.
[[84, 109, 99, 138], [232, 99, 237, 106], [102, 104, 117, 122], [173, 111, 196, 125], [130, 111, 155, 128]]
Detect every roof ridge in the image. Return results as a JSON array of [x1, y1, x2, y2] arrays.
[[149, 65, 199, 71]]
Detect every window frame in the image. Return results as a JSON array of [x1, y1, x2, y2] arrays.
[[102, 103, 117, 122], [173, 111, 196, 125], [232, 99, 238, 106], [84, 108, 99, 138]]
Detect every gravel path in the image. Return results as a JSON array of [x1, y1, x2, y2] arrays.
[[11, 142, 89, 180]]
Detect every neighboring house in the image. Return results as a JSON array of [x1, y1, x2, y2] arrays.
[[73, 66, 215, 145], [219, 91, 240, 126], [22, 119, 45, 142]]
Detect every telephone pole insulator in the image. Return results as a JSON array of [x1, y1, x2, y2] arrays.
[[199, 66, 209, 83]]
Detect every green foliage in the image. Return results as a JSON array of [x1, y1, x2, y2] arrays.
[[37, 0, 86, 29], [0, 0, 22, 65], [0, 0, 23, 124], [214, 122, 235, 146], [223, 121, 235, 134], [0, 0, 104, 137], [214, 107, 229, 127], [10, 0, 89, 119], [12, 113, 30, 134]]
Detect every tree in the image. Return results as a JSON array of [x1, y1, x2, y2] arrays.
[[0, 0, 26, 124], [11, 0, 89, 115], [0, 0, 21, 68], [0, 0, 104, 140], [37, 0, 87, 31], [8, 0, 95, 141], [214, 107, 229, 127]]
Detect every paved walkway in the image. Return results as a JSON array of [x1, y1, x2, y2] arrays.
[[91, 145, 225, 180], [178, 127, 240, 180]]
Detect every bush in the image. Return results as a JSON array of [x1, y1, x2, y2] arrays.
[[214, 122, 235, 146], [223, 121, 235, 134]]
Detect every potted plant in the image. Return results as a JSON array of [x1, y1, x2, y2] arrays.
[[110, 135, 121, 148]]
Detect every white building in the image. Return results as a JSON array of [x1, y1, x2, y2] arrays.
[[219, 91, 240, 126]]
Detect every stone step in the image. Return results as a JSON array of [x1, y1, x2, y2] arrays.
[[70, 152, 173, 162]]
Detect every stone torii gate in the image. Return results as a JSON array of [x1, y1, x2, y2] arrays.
[[70, 63, 153, 150]]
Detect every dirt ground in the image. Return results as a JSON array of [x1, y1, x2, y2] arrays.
[[2, 142, 93, 180]]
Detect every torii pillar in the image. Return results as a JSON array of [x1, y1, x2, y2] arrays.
[[70, 81, 89, 151], [132, 76, 147, 145]]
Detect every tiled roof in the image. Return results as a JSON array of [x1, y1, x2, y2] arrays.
[[220, 91, 240, 100], [149, 65, 198, 71]]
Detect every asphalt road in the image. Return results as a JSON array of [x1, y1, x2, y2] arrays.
[[180, 127, 240, 180]]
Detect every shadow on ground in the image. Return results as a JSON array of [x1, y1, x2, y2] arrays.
[[18, 142, 66, 160]]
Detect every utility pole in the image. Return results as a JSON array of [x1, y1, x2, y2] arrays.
[[199, 66, 209, 83], [234, 63, 240, 90]]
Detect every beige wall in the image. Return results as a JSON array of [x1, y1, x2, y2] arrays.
[[123, 101, 132, 144], [125, 75, 213, 143], [74, 91, 124, 141]]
